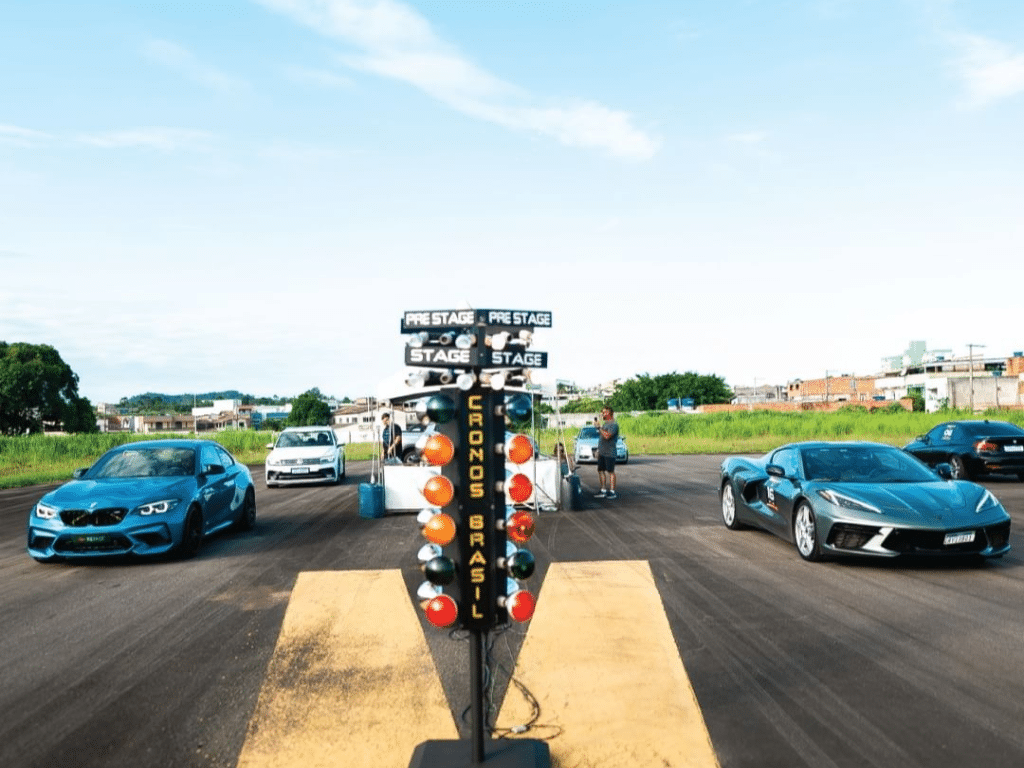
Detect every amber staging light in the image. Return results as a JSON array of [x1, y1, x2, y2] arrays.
[[422, 433, 455, 466], [422, 512, 457, 546], [507, 434, 534, 464], [422, 475, 454, 507]]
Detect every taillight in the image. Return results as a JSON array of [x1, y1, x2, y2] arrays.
[[975, 440, 999, 452]]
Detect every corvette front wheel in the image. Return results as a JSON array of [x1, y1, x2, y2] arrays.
[[793, 502, 822, 562]]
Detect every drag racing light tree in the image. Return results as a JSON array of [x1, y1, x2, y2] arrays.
[[499, 429, 538, 623], [414, 392, 461, 629]]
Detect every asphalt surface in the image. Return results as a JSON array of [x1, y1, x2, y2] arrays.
[[2, 455, 1023, 768]]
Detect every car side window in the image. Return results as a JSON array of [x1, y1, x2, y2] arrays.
[[772, 448, 802, 478], [201, 445, 220, 471], [215, 446, 235, 467], [927, 424, 953, 443]]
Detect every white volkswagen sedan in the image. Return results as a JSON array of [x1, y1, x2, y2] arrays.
[[265, 426, 346, 487]]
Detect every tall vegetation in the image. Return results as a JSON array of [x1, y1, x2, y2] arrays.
[[609, 371, 733, 411], [287, 388, 332, 426], [0, 342, 96, 435]]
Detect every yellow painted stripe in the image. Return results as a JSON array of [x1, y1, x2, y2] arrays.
[[236, 570, 457, 768], [498, 560, 721, 768]]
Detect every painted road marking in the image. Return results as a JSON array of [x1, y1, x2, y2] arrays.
[[235, 570, 456, 768], [237, 562, 720, 767], [498, 561, 720, 767]]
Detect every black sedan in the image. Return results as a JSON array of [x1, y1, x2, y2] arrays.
[[903, 420, 1024, 480], [720, 441, 1011, 562]]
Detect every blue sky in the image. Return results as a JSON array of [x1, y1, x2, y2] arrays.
[[2, 0, 1023, 404]]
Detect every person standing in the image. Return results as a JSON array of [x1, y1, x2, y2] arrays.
[[594, 406, 620, 499], [381, 412, 402, 463]]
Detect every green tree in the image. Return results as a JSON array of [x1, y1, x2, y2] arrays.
[[287, 389, 332, 426], [609, 371, 733, 411], [0, 342, 97, 434]]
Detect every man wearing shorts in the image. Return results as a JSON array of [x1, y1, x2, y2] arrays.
[[594, 406, 619, 499]]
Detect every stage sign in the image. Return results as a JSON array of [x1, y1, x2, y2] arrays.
[[401, 309, 552, 332]]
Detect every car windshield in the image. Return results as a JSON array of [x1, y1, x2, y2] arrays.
[[93, 448, 196, 478], [277, 431, 332, 448], [578, 427, 599, 440], [801, 445, 937, 483]]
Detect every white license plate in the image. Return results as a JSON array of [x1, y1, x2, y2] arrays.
[[944, 531, 975, 546], [291, 467, 310, 474], [1004, 445, 1024, 453]]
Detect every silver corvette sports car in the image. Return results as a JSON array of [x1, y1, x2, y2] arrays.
[[719, 441, 1011, 562]]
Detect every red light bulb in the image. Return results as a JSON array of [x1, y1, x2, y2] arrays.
[[506, 590, 535, 622], [506, 473, 532, 503], [506, 510, 535, 544], [425, 594, 459, 628]]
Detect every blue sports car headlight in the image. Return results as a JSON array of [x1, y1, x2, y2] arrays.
[[135, 499, 179, 516], [817, 489, 881, 514], [976, 489, 1001, 514], [35, 502, 59, 519]]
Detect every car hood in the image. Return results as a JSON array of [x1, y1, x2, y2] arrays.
[[820, 480, 999, 522], [267, 447, 336, 462], [42, 477, 195, 507]]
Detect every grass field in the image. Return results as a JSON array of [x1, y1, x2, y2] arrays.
[[3, 407, 1022, 490]]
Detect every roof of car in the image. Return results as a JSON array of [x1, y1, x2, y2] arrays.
[[280, 426, 332, 432]]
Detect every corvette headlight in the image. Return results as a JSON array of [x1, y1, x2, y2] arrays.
[[136, 499, 178, 516], [35, 502, 59, 519], [976, 489, 1001, 513], [817, 489, 881, 514]]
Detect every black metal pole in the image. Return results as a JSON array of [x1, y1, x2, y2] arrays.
[[470, 628, 486, 764]]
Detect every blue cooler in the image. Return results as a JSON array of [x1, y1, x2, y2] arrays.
[[359, 482, 385, 519]]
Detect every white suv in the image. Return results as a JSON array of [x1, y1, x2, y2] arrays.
[[265, 426, 346, 487]]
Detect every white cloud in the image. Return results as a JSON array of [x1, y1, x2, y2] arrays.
[[949, 33, 1024, 108], [255, 0, 660, 159], [75, 127, 213, 152], [0, 124, 51, 147], [143, 39, 251, 93]]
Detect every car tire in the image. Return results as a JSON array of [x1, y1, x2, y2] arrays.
[[721, 481, 744, 530], [235, 489, 256, 532], [176, 506, 203, 559], [949, 455, 970, 480], [793, 501, 822, 562], [402, 447, 420, 465], [339, 456, 346, 481]]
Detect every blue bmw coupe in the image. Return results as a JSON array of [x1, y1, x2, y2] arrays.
[[27, 439, 256, 563]]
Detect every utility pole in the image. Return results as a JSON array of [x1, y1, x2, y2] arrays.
[[967, 343, 985, 412]]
